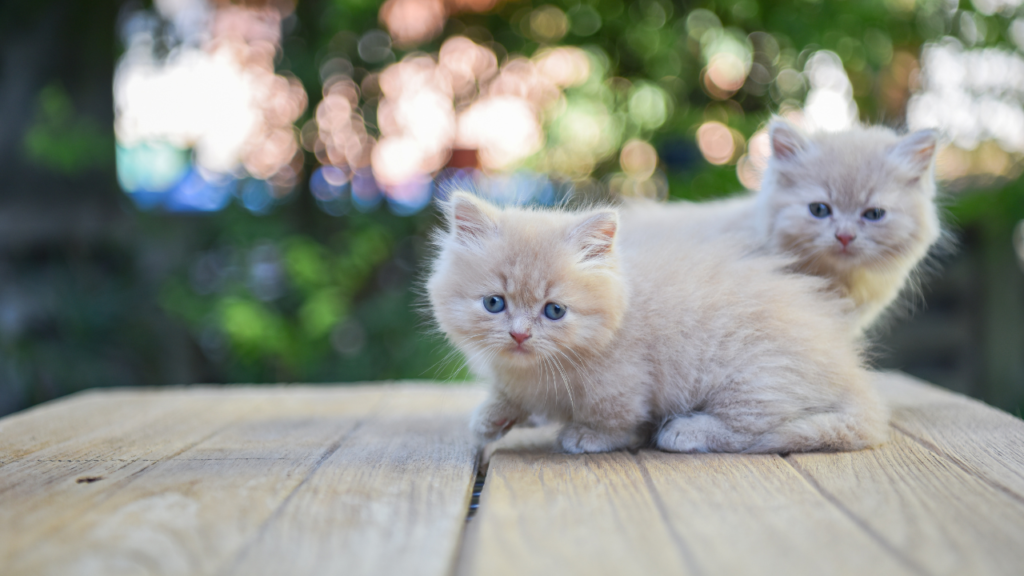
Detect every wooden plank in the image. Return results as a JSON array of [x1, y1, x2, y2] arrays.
[[460, 429, 693, 576], [222, 384, 483, 576], [5, 387, 387, 576], [786, 426, 1024, 576], [8, 375, 1024, 576], [0, 389, 275, 498], [0, 389, 279, 568], [876, 372, 1024, 500], [0, 389, 208, 465], [637, 450, 918, 576]]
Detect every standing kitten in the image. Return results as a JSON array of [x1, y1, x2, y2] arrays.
[[427, 193, 887, 454], [623, 121, 942, 333]]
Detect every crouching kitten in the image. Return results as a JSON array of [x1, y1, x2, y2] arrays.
[[427, 193, 888, 454]]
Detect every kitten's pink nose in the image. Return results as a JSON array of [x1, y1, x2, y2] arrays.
[[510, 331, 531, 345], [836, 233, 856, 247]]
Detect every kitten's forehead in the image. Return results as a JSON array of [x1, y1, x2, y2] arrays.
[[498, 229, 569, 304], [499, 252, 554, 300], [782, 128, 906, 207], [447, 214, 572, 302]]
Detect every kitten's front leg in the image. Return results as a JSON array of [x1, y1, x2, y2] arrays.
[[556, 371, 649, 454], [469, 392, 525, 443]]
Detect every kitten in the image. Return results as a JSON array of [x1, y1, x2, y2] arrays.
[[427, 192, 887, 454], [623, 121, 942, 333]]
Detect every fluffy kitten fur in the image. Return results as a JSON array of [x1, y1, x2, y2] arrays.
[[427, 193, 887, 454], [623, 121, 942, 333]]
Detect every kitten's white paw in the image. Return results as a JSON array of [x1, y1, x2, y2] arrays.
[[656, 414, 756, 453], [558, 424, 629, 454], [469, 405, 519, 443], [656, 415, 713, 453]]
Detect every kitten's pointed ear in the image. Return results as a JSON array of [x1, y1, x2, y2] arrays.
[[889, 129, 939, 177], [769, 120, 809, 162], [448, 192, 497, 244], [569, 210, 618, 262]]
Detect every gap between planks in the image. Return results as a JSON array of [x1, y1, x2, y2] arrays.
[[631, 452, 707, 576]]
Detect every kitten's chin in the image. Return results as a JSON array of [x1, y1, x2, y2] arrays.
[[494, 345, 540, 368], [828, 245, 865, 266], [502, 345, 535, 358]]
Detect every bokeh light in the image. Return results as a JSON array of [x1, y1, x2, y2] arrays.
[[309, 36, 634, 211], [111, 0, 1024, 212], [697, 121, 737, 166], [802, 51, 857, 133], [620, 140, 659, 181], [701, 27, 753, 99], [908, 38, 1024, 186], [529, 6, 569, 43], [114, 1, 306, 212], [379, 0, 446, 48], [736, 128, 771, 190], [458, 96, 544, 170]]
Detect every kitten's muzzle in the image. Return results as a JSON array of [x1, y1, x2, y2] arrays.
[[510, 331, 532, 345]]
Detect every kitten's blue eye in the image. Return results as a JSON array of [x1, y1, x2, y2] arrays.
[[808, 203, 832, 218], [543, 302, 566, 320], [483, 295, 505, 313], [862, 208, 886, 221]]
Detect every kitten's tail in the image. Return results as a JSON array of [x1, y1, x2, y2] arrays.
[[746, 391, 890, 453]]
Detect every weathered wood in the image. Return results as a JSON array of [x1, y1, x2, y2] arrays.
[[877, 372, 1024, 500], [223, 385, 483, 576], [0, 388, 283, 567], [787, 392, 1024, 576], [638, 451, 917, 576], [3, 374, 1024, 576], [1, 385, 483, 576], [464, 374, 1024, 576], [460, 447, 693, 576], [5, 387, 385, 576], [0, 389, 205, 465]]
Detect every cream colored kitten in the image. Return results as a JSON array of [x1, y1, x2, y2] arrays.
[[427, 192, 887, 454], [623, 121, 942, 333]]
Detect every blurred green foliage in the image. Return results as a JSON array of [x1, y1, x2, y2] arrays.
[[8, 0, 1024, 405], [24, 83, 113, 174], [154, 0, 1024, 385]]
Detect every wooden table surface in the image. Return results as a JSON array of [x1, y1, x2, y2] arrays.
[[2, 372, 1024, 576]]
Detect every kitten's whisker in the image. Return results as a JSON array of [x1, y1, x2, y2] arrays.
[[542, 354, 554, 407], [552, 345, 593, 398], [541, 353, 560, 412], [427, 333, 490, 380], [547, 351, 575, 417], [536, 354, 552, 403], [430, 346, 468, 378]]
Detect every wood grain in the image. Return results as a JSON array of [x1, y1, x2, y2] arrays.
[[0, 388, 282, 564], [787, 425, 1024, 576], [876, 372, 1024, 500], [4, 387, 385, 576], [223, 385, 483, 576], [460, 433, 694, 576], [0, 389, 207, 465], [5, 375, 1024, 576], [638, 450, 917, 576], [1, 385, 483, 576]]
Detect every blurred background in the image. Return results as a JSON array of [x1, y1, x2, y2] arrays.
[[1, 0, 1023, 418]]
